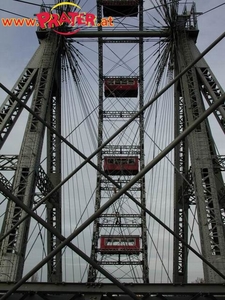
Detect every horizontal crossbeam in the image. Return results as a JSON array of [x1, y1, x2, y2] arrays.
[[67, 30, 170, 38], [0, 282, 225, 295]]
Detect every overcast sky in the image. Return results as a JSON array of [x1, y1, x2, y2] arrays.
[[0, 0, 224, 283]]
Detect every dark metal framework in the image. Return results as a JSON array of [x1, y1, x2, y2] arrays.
[[1, 282, 225, 298], [88, 0, 149, 283], [0, 80, 224, 297], [0, 33, 62, 282], [173, 4, 225, 283], [0, 0, 224, 298]]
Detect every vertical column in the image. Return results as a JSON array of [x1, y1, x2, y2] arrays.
[[139, 0, 149, 284], [0, 33, 60, 281], [88, 0, 149, 283], [173, 74, 189, 283], [88, 1, 103, 282], [176, 29, 225, 283], [46, 43, 62, 282]]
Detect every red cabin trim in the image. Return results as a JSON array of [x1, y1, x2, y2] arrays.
[[104, 156, 139, 175], [104, 77, 138, 98], [100, 235, 140, 254]]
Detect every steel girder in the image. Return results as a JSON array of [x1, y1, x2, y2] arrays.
[[188, 40, 225, 133], [0, 91, 224, 298], [139, 0, 149, 283], [0, 33, 62, 282], [0, 21, 224, 290], [87, 1, 103, 282], [64, 30, 170, 38], [0, 282, 225, 296], [175, 30, 225, 282], [0, 47, 44, 149], [46, 38, 62, 283], [173, 69, 189, 284], [88, 0, 149, 283]]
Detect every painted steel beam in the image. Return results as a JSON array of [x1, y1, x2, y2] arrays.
[[0, 282, 225, 295], [0, 155, 18, 171], [1, 92, 225, 300], [1, 295, 225, 300], [0, 34, 61, 282], [0, 183, 139, 300], [0, 32, 224, 223], [0, 33, 224, 295], [0, 172, 12, 192], [67, 30, 170, 38], [176, 32, 225, 283], [0, 31, 224, 283]]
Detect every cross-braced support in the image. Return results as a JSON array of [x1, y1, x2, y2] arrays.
[[0, 32, 62, 282]]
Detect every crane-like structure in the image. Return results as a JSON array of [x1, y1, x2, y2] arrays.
[[0, 0, 225, 299]]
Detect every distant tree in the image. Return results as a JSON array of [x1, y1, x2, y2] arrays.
[[192, 277, 204, 283], [30, 273, 39, 282]]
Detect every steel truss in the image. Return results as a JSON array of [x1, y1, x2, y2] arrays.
[[173, 9, 225, 283], [0, 1, 224, 298], [0, 61, 225, 299], [0, 155, 59, 199], [1, 282, 225, 297], [87, 0, 149, 283], [0, 32, 62, 282]]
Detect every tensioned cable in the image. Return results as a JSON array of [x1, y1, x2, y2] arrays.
[[160, 82, 173, 282], [40, 221, 47, 281], [0, 47, 97, 278], [61, 54, 103, 280], [0, 8, 30, 19], [25, 207, 46, 259], [2, 0, 184, 28], [0, 35, 99, 278], [91, 21, 171, 282], [141, 47, 174, 281], [0, 37, 106, 251], [13, 0, 51, 9], [141, 2, 223, 282], [144, 117, 220, 276], [201, 2, 225, 15], [105, 43, 139, 75], [143, 83, 180, 281], [58, 7, 218, 282], [0, 1, 223, 284], [151, 87, 171, 282], [64, 47, 98, 146], [188, 206, 201, 253], [29, 25, 171, 282], [0, 56, 171, 284]]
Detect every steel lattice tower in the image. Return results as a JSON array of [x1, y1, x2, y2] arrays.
[[172, 3, 225, 283], [87, 0, 149, 283], [0, 1, 224, 297], [0, 31, 63, 282]]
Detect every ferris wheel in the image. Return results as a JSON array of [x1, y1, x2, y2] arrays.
[[0, 1, 224, 298]]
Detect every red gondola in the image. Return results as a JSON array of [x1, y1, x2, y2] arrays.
[[104, 156, 139, 175], [100, 235, 140, 254], [104, 77, 138, 98], [102, 1, 139, 17]]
